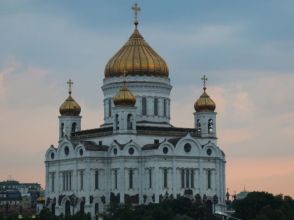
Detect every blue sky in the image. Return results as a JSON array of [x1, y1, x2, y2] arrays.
[[0, 1, 294, 196]]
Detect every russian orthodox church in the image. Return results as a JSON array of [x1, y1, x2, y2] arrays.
[[45, 4, 226, 218]]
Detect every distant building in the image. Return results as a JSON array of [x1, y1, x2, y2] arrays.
[[0, 180, 42, 214]]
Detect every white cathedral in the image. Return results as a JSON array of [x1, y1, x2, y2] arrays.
[[45, 4, 226, 219]]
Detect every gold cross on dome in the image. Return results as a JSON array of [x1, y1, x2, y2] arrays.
[[132, 3, 141, 26], [201, 75, 208, 90], [67, 79, 73, 94]]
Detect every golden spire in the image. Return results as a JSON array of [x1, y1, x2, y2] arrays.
[[194, 75, 216, 112], [59, 79, 81, 116], [132, 3, 141, 28], [113, 70, 136, 106]]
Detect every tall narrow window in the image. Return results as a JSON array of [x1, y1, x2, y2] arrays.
[[149, 169, 152, 189], [114, 170, 118, 190], [163, 169, 168, 188], [129, 169, 133, 189], [208, 119, 214, 133], [181, 169, 185, 188], [191, 170, 194, 188], [80, 170, 84, 190], [186, 169, 190, 188], [62, 173, 65, 191], [154, 98, 158, 116], [71, 122, 77, 133], [61, 123, 64, 137], [127, 114, 133, 130], [69, 172, 72, 190], [115, 114, 119, 130], [108, 99, 112, 117], [95, 170, 99, 190], [51, 173, 55, 192], [197, 119, 201, 133], [142, 97, 147, 115], [207, 169, 211, 189], [163, 99, 167, 117]]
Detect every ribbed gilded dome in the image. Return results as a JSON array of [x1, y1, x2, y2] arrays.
[[104, 27, 169, 78], [113, 84, 136, 106], [59, 80, 81, 116], [194, 90, 216, 112]]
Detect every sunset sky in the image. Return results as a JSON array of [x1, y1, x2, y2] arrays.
[[0, 0, 294, 197]]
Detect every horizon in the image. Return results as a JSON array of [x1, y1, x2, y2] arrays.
[[0, 0, 293, 197]]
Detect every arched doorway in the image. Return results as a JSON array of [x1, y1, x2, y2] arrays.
[[80, 201, 85, 214], [65, 200, 71, 216], [51, 203, 56, 215], [206, 200, 213, 214], [95, 203, 99, 220]]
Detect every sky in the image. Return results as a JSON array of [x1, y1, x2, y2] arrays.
[[0, 0, 294, 197]]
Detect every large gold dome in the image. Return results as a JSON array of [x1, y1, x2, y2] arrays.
[[194, 90, 216, 112], [104, 27, 169, 78]]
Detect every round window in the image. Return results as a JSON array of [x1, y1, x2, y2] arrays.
[[50, 152, 55, 160], [113, 148, 117, 155], [163, 147, 169, 154], [207, 148, 212, 156], [129, 147, 134, 155], [79, 149, 83, 156], [184, 143, 191, 153], [64, 146, 69, 156]]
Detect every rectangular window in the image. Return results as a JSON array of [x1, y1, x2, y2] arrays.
[[51, 173, 55, 192], [163, 99, 167, 117], [95, 170, 99, 190], [191, 170, 194, 188], [163, 169, 168, 188], [114, 170, 118, 190], [142, 97, 147, 115], [108, 99, 111, 117], [129, 169, 133, 189], [186, 169, 190, 188], [80, 170, 84, 190], [181, 169, 185, 188], [149, 169, 152, 189], [207, 169, 211, 189], [69, 172, 72, 190], [154, 98, 158, 116], [62, 173, 65, 191]]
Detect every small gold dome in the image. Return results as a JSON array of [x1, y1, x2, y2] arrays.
[[59, 79, 81, 116], [194, 90, 216, 112], [113, 84, 136, 106], [104, 27, 169, 78]]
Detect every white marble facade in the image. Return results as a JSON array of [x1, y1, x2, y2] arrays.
[[44, 15, 226, 219]]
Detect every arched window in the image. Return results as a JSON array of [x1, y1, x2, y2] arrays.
[[80, 201, 85, 214], [207, 169, 212, 189], [71, 122, 76, 133], [163, 99, 167, 117], [154, 98, 158, 116], [127, 114, 133, 129], [65, 200, 71, 216], [115, 114, 119, 130], [61, 123, 64, 137], [142, 97, 147, 115], [208, 119, 214, 133], [94, 170, 99, 190]]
